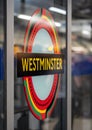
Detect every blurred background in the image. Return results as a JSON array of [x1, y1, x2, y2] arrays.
[[72, 0, 92, 130]]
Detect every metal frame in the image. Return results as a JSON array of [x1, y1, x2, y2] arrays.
[[4, 0, 72, 129], [5, 0, 14, 130], [67, 0, 72, 130]]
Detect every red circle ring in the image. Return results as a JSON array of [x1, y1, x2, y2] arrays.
[[24, 8, 60, 111]]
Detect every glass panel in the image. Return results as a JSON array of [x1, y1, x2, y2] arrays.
[[72, 0, 92, 130], [0, 0, 5, 130], [14, 0, 67, 130]]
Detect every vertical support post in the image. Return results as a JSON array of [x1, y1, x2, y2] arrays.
[[67, 0, 72, 130], [6, 0, 14, 129]]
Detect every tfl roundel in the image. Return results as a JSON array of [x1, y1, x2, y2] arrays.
[[23, 8, 62, 120]]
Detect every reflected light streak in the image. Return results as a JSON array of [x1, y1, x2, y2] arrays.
[[55, 22, 61, 27], [15, 13, 61, 27], [49, 7, 66, 15], [72, 46, 87, 53], [82, 30, 90, 36], [17, 14, 31, 20]]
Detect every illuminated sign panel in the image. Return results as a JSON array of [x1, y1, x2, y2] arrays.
[[17, 8, 64, 120]]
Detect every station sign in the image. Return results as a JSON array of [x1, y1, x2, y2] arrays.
[[17, 53, 64, 77], [17, 8, 64, 120]]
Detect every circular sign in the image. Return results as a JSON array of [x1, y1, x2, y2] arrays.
[[23, 8, 61, 120]]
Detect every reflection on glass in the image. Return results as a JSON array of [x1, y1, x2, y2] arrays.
[[14, 0, 66, 130], [72, 1, 92, 130]]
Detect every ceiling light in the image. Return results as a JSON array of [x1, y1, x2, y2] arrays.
[[72, 46, 87, 53], [15, 13, 61, 27], [17, 14, 31, 20], [55, 22, 61, 27], [49, 7, 66, 15], [82, 30, 90, 36]]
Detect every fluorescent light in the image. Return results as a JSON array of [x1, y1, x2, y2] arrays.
[[15, 13, 61, 27], [55, 22, 61, 27], [72, 46, 87, 53], [17, 14, 31, 20], [49, 7, 66, 15], [82, 30, 90, 36]]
